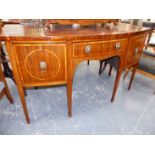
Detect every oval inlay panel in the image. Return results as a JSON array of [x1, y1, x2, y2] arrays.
[[24, 49, 60, 80]]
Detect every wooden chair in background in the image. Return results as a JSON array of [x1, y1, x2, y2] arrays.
[[0, 45, 14, 104]]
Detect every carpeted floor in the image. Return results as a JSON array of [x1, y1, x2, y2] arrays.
[[138, 48, 155, 75], [0, 61, 155, 135]]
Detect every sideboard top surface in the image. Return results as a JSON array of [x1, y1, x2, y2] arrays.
[[0, 22, 152, 41]]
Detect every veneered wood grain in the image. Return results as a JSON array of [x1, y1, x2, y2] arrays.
[[0, 20, 152, 123]]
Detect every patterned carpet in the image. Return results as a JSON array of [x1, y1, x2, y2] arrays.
[[0, 61, 155, 134]]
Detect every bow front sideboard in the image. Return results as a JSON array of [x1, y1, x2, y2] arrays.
[[0, 20, 151, 123]]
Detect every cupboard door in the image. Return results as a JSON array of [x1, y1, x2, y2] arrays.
[[125, 34, 147, 67], [13, 43, 67, 85]]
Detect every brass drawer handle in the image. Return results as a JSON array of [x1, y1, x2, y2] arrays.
[[39, 61, 47, 70], [135, 47, 139, 54], [85, 45, 91, 54], [115, 42, 121, 50]]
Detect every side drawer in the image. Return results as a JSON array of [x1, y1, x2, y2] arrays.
[[73, 39, 128, 58]]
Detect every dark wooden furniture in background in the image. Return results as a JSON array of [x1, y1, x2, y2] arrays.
[[0, 42, 15, 82], [0, 20, 151, 123], [142, 21, 155, 50], [46, 19, 119, 26], [0, 20, 20, 82], [0, 57, 14, 104]]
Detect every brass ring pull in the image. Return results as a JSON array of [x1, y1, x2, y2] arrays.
[[135, 47, 139, 54], [85, 45, 91, 54], [115, 42, 121, 50], [39, 60, 47, 70]]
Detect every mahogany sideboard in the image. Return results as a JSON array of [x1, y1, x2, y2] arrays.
[[0, 21, 151, 123]]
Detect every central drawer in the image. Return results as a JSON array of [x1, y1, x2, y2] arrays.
[[13, 43, 67, 85], [73, 39, 128, 58]]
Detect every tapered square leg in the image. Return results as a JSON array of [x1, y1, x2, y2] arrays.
[[108, 65, 113, 76], [66, 83, 72, 117], [17, 86, 30, 124], [111, 69, 122, 102], [99, 61, 107, 75], [87, 60, 90, 66], [128, 65, 137, 90]]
